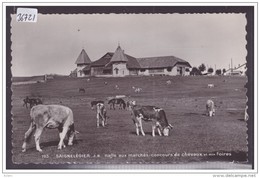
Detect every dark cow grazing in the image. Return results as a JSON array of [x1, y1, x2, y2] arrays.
[[22, 105, 78, 152], [108, 98, 126, 110], [96, 103, 108, 128], [91, 100, 104, 110], [131, 105, 173, 137], [23, 96, 43, 109], [79, 88, 86, 93], [206, 99, 215, 117]]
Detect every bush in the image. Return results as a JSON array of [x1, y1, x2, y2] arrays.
[[216, 69, 222, 75], [208, 68, 214, 73], [190, 67, 201, 76]]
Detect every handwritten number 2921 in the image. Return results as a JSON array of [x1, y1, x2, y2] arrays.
[[17, 13, 35, 22]]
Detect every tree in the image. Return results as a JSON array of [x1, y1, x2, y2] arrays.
[[216, 69, 222, 75], [208, 68, 214, 73], [190, 67, 201, 76], [198, 64, 206, 72], [222, 68, 226, 74]]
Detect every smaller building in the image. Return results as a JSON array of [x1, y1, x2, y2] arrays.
[[225, 63, 247, 76], [75, 49, 92, 77]]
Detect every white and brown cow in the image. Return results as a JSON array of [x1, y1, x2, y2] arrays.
[[96, 102, 108, 128], [22, 105, 78, 152], [131, 105, 173, 137], [206, 99, 215, 117]]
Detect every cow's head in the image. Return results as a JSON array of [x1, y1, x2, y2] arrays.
[[67, 124, 79, 146], [162, 124, 173, 136]]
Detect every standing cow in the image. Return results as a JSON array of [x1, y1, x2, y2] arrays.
[[96, 102, 108, 128], [206, 99, 215, 117], [131, 105, 173, 137], [22, 105, 78, 152]]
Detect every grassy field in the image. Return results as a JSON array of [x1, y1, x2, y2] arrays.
[[11, 75, 248, 166]]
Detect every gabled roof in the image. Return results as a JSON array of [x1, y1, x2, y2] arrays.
[[109, 45, 128, 63], [91, 53, 114, 67], [137, 56, 191, 68], [75, 49, 91, 64], [89, 52, 140, 70]]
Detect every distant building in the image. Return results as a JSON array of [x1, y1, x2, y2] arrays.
[[75, 49, 92, 77], [225, 63, 247, 76], [75, 45, 191, 77]]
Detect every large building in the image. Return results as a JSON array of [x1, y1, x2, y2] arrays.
[[74, 45, 191, 77]]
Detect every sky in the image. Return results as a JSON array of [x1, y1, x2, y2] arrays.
[[11, 13, 247, 76]]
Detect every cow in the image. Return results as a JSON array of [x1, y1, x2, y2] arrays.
[[127, 100, 136, 111], [206, 99, 215, 117], [79, 88, 85, 93], [108, 98, 126, 110], [22, 105, 78, 152], [134, 88, 142, 93], [90, 100, 104, 110], [207, 84, 214, 88], [166, 80, 172, 85], [96, 103, 108, 128], [130, 105, 173, 137]]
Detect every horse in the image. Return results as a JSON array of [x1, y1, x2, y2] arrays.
[[79, 88, 86, 93], [108, 98, 126, 110]]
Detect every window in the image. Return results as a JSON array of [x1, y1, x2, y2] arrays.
[[114, 68, 119, 74]]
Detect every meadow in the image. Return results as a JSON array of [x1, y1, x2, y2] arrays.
[[11, 75, 248, 167]]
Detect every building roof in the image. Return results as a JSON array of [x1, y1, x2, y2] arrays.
[[91, 53, 114, 67], [75, 49, 91, 64], [86, 51, 140, 71], [137, 56, 191, 69], [110, 45, 128, 63]]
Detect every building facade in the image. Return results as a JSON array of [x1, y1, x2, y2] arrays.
[[75, 49, 92, 77], [75, 45, 191, 77]]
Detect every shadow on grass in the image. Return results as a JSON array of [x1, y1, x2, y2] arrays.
[[23, 139, 83, 152]]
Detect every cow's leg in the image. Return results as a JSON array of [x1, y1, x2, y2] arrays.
[[67, 126, 75, 146], [157, 127, 162, 136], [135, 123, 140, 136], [22, 122, 36, 152], [58, 126, 69, 150], [58, 127, 66, 148], [152, 125, 156, 137], [100, 114, 105, 127], [97, 113, 100, 128], [34, 128, 44, 152], [156, 122, 162, 136], [137, 116, 145, 136]]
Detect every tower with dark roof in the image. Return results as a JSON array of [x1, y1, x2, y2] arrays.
[[106, 45, 130, 77], [75, 49, 91, 77]]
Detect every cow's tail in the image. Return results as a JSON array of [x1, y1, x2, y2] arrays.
[[22, 111, 37, 152]]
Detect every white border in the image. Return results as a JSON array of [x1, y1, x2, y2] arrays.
[[1, 1, 258, 175]]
